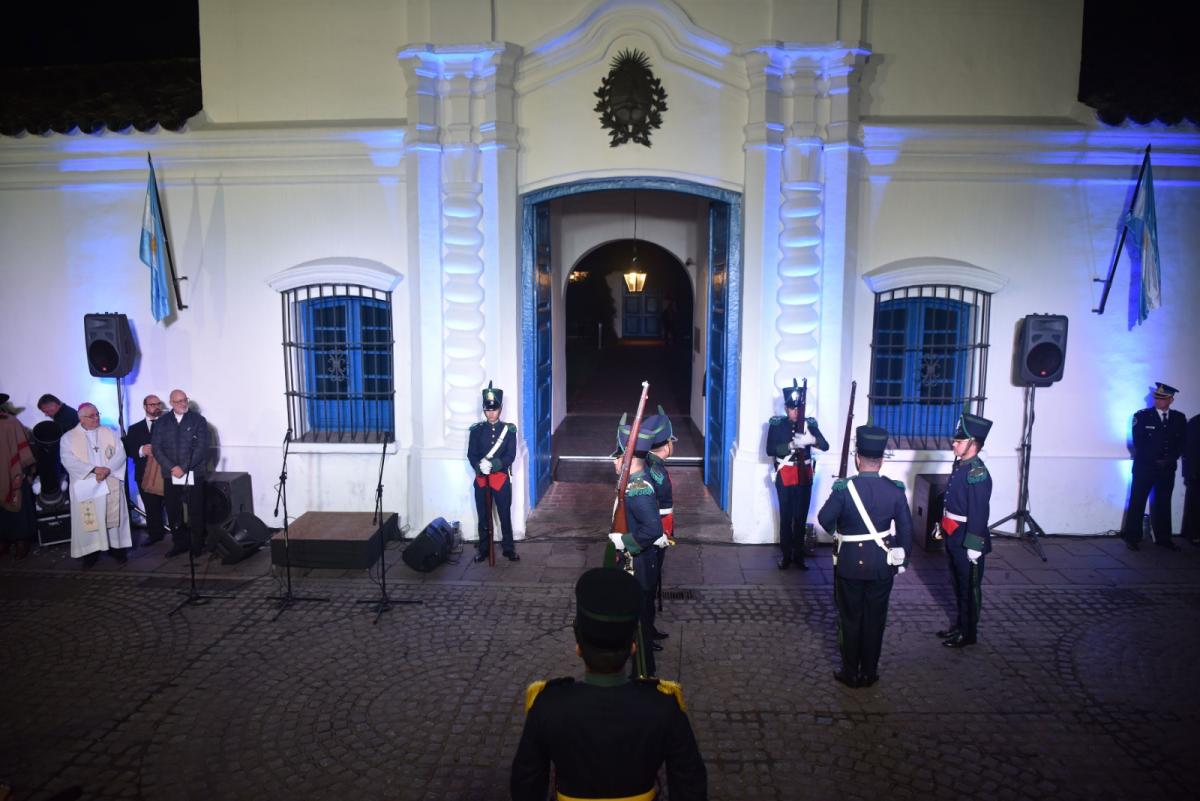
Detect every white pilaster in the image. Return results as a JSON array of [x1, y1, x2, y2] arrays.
[[398, 43, 523, 539]]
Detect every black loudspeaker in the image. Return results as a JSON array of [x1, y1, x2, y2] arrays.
[[83, 313, 137, 378], [402, 517, 456, 573], [205, 471, 253, 537], [1016, 313, 1068, 387], [212, 512, 273, 564]]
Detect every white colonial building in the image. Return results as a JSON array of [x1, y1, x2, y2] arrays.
[[1, 0, 1197, 543]]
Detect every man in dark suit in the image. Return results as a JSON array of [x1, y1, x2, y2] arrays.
[[122, 394, 167, 548], [37, 393, 79, 433], [1122, 382, 1187, 551], [151, 389, 211, 557]]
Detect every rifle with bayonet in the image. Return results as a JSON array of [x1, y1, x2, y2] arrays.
[[836, 380, 857, 480]]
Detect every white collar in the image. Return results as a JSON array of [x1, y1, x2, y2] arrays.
[[174, 412, 185, 422]]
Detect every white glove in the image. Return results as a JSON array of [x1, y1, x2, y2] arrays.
[[887, 547, 906, 566], [478, 459, 492, 475], [967, 548, 982, 563], [793, 431, 817, 448], [608, 533, 626, 550], [653, 534, 670, 549]]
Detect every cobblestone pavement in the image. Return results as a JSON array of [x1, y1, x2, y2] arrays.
[[2, 535, 1199, 801]]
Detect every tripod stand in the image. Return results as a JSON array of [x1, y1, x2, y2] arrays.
[[266, 429, 328, 620], [357, 433, 420, 622], [989, 385, 1048, 562], [169, 471, 229, 616]]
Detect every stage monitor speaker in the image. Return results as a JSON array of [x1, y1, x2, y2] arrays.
[[83, 313, 137, 378], [205, 472, 253, 537], [1015, 313, 1068, 387], [402, 517, 456, 573], [212, 512, 273, 564]]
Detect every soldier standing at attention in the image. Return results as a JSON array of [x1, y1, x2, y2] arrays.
[[643, 406, 677, 644], [818, 425, 913, 688], [510, 568, 708, 801], [765, 379, 829, 570], [1122, 382, 1186, 551], [936, 413, 993, 648], [468, 381, 518, 563], [609, 416, 671, 678]]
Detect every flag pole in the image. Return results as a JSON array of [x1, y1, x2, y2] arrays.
[[147, 153, 188, 310], [1093, 143, 1151, 315]]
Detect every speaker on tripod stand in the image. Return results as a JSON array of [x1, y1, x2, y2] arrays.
[[991, 313, 1069, 561]]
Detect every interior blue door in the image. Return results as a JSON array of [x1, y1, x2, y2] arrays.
[[704, 202, 731, 509], [528, 203, 553, 507], [621, 290, 662, 337]]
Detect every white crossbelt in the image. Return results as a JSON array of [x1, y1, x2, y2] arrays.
[[943, 510, 967, 522], [839, 480, 894, 556], [485, 424, 509, 460]]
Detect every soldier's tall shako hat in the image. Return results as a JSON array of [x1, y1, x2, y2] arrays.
[[574, 567, 642, 648], [611, 412, 664, 457], [1152, 382, 1179, 399], [782, 378, 805, 409], [855, 425, 889, 459], [481, 381, 503, 410], [953, 413, 992, 444]]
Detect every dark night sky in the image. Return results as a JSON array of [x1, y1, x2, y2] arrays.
[[2, 1, 1196, 126]]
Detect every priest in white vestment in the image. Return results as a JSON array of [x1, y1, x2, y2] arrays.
[[60, 403, 132, 566]]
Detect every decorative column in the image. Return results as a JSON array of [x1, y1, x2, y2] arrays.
[[398, 43, 522, 539], [732, 44, 870, 543]]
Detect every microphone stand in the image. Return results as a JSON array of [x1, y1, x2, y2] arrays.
[[266, 428, 328, 620], [357, 433, 420, 623], [170, 441, 228, 616]]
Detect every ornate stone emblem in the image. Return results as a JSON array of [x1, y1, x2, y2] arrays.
[[594, 49, 668, 148]]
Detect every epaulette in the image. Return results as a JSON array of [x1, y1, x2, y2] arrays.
[[524, 677, 573, 713], [506, 422, 518, 434], [469, 421, 484, 431], [649, 464, 665, 484], [805, 417, 818, 426], [967, 461, 989, 484], [892, 479, 906, 490], [769, 415, 786, 425], [832, 478, 848, 491], [626, 479, 654, 497], [635, 677, 688, 712]]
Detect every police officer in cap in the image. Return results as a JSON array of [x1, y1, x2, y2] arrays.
[[936, 413, 993, 648], [510, 568, 708, 801], [468, 381, 518, 562], [609, 415, 671, 677], [766, 379, 829, 570], [818, 425, 913, 687], [1122, 382, 1186, 551], [643, 406, 677, 640]]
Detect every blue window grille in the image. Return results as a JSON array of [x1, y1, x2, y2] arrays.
[[867, 285, 990, 449], [281, 284, 394, 443]]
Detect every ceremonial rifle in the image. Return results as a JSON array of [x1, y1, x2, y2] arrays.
[[831, 380, 856, 582], [605, 381, 650, 678], [605, 381, 651, 569], [836, 380, 857, 480]]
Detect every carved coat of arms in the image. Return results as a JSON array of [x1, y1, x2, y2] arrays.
[[594, 49, 668, 148]]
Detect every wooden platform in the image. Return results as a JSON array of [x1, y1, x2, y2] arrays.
[[270, 511, 397, 570]]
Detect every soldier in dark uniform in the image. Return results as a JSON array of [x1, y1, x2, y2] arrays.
[[818, 425, 913, 688], [1183, 412, 1200, 546], [935, 413, 993, 648], [643, 406, 677, 642], [765, 379, 829, 569], [1122, 382, 1186, 551], [510, 568, 707, 801], [609, 416, 670, 678], [467, 381, 518, 562]]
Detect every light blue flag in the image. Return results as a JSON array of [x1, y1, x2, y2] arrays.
[[139, 166, 172, 321], [1125, 151, 1161, 326]]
